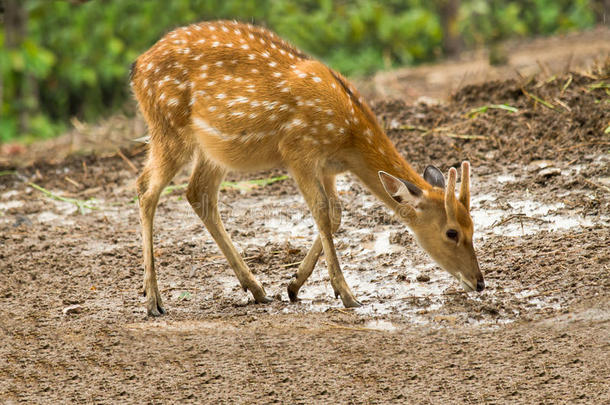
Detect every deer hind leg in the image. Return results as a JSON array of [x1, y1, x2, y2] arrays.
[[137, 138, 191, 316], [289, 168, 359, 308], [186, 154, 272, 304], [287, 175, 342, 302]]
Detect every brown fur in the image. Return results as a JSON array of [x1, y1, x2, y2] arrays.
[[131, 20, 483, 316]]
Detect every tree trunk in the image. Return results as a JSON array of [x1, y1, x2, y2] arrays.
[[437, 0, 462, 57], [3, 0, 28, 133]]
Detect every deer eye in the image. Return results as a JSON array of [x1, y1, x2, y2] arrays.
[[446, 229, 459, 241]]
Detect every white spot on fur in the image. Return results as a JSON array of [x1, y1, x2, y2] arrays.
[[326, 123, 335, 131], [268, 61, 277, 67], [241, 44, 250, 50], [312, 76, 322, 83], [193, 117, 235, 141], [215, 61, 223, 67], [212, 42, 219, 47], [216, 93, 226, 99]]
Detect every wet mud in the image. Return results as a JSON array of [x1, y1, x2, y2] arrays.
[[1, 64, 609, 403]]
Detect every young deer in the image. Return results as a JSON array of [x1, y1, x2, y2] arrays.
[[130, 20, 484, 316]]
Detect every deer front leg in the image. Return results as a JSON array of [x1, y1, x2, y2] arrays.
[[290, 170, 360, 308], [186, 157, 272, 304], [288, 175, 342, 302], [137, 142, 188, 316]]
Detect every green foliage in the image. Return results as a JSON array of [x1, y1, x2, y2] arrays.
[[0, 0, 597, 143]]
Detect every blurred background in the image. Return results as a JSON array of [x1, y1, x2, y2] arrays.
[[0, 0, 608, 143]]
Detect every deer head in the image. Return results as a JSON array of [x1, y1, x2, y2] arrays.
[[379, 162, 484, 292]]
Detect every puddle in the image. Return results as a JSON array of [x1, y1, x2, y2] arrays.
[[0, 200, 24, 210], [1, 190, 20, 200], [471, 196, 605, 237], [497, 174, 516, 183], [364, 319, 399, 331]]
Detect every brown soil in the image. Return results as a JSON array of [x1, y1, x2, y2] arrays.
[[1, 60, 609, 403]]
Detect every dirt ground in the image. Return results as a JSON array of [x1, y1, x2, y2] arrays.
[[1, 46, 609, 403]]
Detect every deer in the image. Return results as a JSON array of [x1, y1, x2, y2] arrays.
[[130, 20, 485, 316]]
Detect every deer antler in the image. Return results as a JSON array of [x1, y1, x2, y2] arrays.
[[445, 167, 458, 220], [459, 161, 470, 212]]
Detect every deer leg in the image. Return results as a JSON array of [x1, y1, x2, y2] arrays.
[[288, 175, 342, 302], [137, 144, 187, 317], [290, 169, 359, 308], [186, 155, 272, 304]]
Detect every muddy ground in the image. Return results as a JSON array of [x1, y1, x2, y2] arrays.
[[1, 58, 609, 403]]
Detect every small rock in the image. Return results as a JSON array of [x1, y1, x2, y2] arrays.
[[416, 274, 431, 282], [536, 167, 561, 183], [529, 160, 555, 170], [62, 304, 83, 315]]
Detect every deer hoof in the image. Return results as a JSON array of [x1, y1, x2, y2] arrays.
[[147, 302, 166, 317], [287, 281, 301, 302], [255, 295, 273, 304], [342, 297, 362, 308]]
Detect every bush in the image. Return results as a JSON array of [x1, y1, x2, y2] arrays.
[[0, 0, 596, 142]]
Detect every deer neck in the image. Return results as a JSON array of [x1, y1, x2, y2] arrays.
[[347, 126, 429, 212]]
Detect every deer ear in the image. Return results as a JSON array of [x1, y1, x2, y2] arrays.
[[378, 171, 422, 205], [423, 165, 445, 188]]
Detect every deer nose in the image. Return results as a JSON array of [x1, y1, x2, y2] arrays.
[[476, 278, 485, 292]]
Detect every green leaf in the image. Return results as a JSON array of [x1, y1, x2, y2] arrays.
[[178, 291, 192, 301]]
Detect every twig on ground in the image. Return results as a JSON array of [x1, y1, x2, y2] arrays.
[[557, 141, 610, 152], [579, 177, 610, 193], [280, 261, 303, 268], [65, 176, 82, 188], [561, 74, 573, 95], [28, 182, 97, 214], [116, 149, 138, 173], [491, 214, 549, 229], [521, 87, 558, 111]]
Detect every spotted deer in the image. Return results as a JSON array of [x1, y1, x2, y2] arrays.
[[130, 20, 484, 316]]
